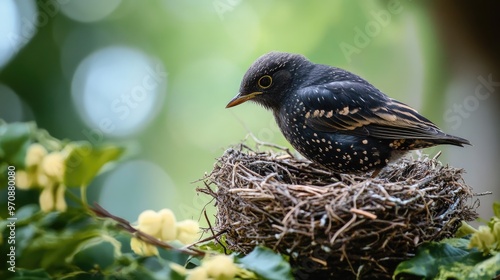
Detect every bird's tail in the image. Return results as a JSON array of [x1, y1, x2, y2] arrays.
[[434, 134, 471, 147]]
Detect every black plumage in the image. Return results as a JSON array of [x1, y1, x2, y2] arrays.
[[226, 52, 470, 174]]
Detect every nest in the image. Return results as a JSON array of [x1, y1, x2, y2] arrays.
[[199, 142, 478, 279]]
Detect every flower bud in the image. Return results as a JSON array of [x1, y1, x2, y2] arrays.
[[159, 208, 177, 241], [469, 225, 495, 253], [41, 152, 65, 181], [39, 186, 55, 212], [137, 210, 162, 237], [187, 267, 209, 280], [36, 169, 52, 187], [204, 255, 238, 280], [16, 170, 33, 189], [26, 143, 47, 168], [491, 218, 500, 244], [169, 263, 187, 275], [130, 237, 158, 256], [55, 185, 67, 212], [176, 220, 200, 244]]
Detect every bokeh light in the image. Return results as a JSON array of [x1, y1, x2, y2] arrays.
[[71, 46, 167, 137], [0, 0, 37, 68]]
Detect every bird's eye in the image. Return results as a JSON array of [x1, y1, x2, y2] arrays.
[[257, 75, 273, 89]]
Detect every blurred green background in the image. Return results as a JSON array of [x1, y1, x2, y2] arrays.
[[1, 0, 498, 223]]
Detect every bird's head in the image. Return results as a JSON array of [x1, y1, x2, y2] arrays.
[[226, 52, 310, 110]]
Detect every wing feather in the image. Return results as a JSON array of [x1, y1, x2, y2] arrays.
[[300, 81, 447, 140]]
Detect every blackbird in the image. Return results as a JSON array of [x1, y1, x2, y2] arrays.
[[226, 52, 470, 174]]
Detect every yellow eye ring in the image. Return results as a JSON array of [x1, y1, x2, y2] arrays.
[[257, 75, 273, 89]]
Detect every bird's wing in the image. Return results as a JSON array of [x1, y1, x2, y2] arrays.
[[299, 81, 445, 140]]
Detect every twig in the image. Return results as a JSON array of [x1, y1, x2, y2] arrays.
[[91, 203, 206, 257], [350, 208, 377, 220]]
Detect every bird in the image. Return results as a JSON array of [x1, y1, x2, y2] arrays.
[[226, 51, 470, 175]]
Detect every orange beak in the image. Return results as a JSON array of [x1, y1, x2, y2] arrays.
[[225, 92, 263, 108]]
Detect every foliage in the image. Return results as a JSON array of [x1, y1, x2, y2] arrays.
[[3, 120, 499, 280], [393, 203, 500, 280], [0, 121, 292, 280]]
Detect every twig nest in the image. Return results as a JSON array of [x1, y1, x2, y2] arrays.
[[200, 143, 478, 279]]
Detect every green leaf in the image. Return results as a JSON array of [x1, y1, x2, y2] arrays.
[[157, 247, 191, 268], [58, 270, 97, 280], [429, 253, 500, 280], [0, 122, 34, 167], [63, 142, 123, 186], [7, 268, 52, 280], [237, 246, 293, 280], [136, 256, 176, 280], [125, 265, 167, 280], [394, 242, 460, 278], [440, 237, 471, 250], [14, 224, 37, 257], [394, 242, 466, 279], [17, 209, 103, 270], [15, 204, 41, 222], [394, 241, 497, 280], [467, 253, 500, 279], [20, 229, 103, 269], [197, 236, 231, 254], [493, 202, 500, 218], [168, 268, 187, 280], [72, 237, 116, 271]]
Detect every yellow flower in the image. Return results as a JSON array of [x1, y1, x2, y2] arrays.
[[55, 185, 67, 212], [469, 225, 495, 253], [203, 255, 239, 280], [39, 185, 55, 212], [491, 218, 500, 247], [15, 170, 34, 190], [36, 168, 52, 188], [137, 210, 163, 237], [130, 237, 158, 256], [176, 220, 200, 244], [186, 267, 209, 280], [41, 152, 65, 181], [38, 184, 67, 212], [159, 208, 177, 241], [25, 143, 47, 168], [169, 263, 187, 275], [175, 255, 242, 280]]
